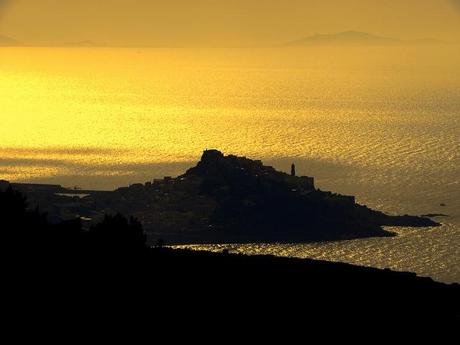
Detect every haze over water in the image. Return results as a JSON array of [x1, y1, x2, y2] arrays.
[[1, 46, 459, 283]]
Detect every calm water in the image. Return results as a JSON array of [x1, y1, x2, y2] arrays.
[[1, 46, 459, 283]]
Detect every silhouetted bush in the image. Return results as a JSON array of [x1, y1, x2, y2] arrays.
[[89, 213, 146, 252]]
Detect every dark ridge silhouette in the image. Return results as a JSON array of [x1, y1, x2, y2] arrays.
[[1, 185, 458, 320], [6, 150, 439, 245]]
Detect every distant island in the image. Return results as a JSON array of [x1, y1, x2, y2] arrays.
[[54, 40, 105, 47], [3, 150, 439, 245], [0, 34, 19, 46], [1, 32, 454, 48], [0, 35, 104, 47], [285, 31, 450, 46]]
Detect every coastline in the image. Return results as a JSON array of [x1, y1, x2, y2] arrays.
[[2, 171, 458, 318], [3, 150, 439, 246]]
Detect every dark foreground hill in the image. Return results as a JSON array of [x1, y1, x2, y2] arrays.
[[16, 247, 458, 321], [6, 150, 439, 245], [1, 185, 458, 322]]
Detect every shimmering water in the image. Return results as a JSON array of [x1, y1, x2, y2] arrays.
[[1, 46, 459, 282]]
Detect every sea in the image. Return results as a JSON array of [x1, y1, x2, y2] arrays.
[[0, 45, 459, 283]]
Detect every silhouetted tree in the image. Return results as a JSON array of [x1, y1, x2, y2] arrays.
[[0, 187, 147, 256], [0, 186, 48, 250], [0, 186, 27, 217]]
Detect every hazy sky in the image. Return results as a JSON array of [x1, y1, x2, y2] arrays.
[[1, 0, 460, 45]]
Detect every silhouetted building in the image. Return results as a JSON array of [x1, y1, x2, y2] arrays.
[[129, 183, 144, 191], [202, 149, 224, 162], [299, 176, 315, 191]]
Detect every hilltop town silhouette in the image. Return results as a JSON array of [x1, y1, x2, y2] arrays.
[[2, 149, 438, 245]]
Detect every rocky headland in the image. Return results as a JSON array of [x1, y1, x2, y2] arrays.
[[3, 150, 439, 245]]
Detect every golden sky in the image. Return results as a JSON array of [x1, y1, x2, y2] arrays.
[[1, 0, 460, 46]]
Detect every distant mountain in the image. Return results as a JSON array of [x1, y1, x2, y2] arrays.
[[286, 31, 400, 46], [57, 40, 105, 47], [285, 31, 457, 47], [408, 38, 451, 45], [0, 34, 19, 46], [0, 37, 105, 47]]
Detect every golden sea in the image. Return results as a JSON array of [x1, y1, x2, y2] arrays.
[[1, 46, 459, 282]]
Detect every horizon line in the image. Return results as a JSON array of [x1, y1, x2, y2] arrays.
[[1, 31, 459, 48]]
